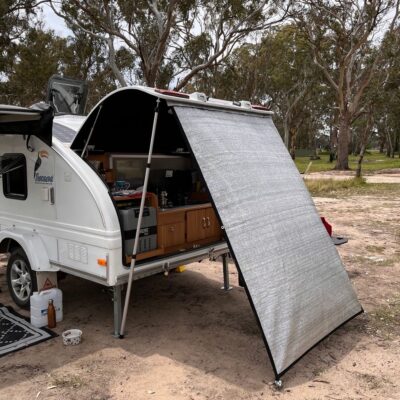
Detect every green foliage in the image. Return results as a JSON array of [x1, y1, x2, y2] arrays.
[[0, 27, 68, 105], [0, 1, 37, 73], [305, 178, 368, 196], [296, 151, 400, 174]]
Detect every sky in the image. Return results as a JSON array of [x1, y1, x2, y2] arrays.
[[41, 4, 71, 37]]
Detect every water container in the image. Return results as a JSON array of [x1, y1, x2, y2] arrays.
[[30, 288, 63, 328]]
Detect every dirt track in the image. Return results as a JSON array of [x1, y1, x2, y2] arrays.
[[306, 169, 400, 184], [0, 185, 399, 400]]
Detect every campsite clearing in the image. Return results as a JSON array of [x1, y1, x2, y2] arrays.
[[0, 179, 399, 400]]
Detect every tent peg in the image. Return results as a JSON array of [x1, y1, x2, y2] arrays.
[[274, 379, 283, 390]]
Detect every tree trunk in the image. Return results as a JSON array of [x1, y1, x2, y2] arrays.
[[335, 113, 351, 170], [329, 115, 338, 162], [283, 118, 290, 150], [289, 127, 297, 160], [107, 37, 127, 87], [379, 135, 385, 153], [356, 143, 366, 178]]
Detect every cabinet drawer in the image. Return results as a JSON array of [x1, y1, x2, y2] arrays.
[[159, 222, 185, 248], [158, 210, 185, 225]]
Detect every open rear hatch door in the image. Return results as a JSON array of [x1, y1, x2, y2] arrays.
[[0, 104, 53, 146], [172, 103, 363, 379], [47, 75, 88, 115]]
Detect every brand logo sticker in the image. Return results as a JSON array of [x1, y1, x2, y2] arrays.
[[34, 150, 54, 184]]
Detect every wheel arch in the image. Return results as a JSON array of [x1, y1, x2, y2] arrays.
[[0, 238, 21, 254], [0, 231, 56, 272]]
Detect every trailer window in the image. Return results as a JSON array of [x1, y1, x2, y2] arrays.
[[0, 154, 27, 200]]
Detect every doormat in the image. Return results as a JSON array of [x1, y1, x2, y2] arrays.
[[0, 304, 57, 357]]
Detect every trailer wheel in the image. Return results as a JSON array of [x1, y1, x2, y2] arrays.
[[6, 249, 37, 308]]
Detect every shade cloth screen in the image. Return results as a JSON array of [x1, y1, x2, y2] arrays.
[[173, 105, 362, 378]]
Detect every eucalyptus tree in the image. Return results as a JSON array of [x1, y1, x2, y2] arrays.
[[185, 25, 328, 156], [49, 0, 291, 89], [0, 1, 39, 75], [375, 28, 400, 158], [255, 25, 322, 154], [0, 26, 69, 105], [296, 0, 400, 170]]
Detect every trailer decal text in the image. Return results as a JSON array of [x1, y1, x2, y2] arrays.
[[34, 150, 54, 184]]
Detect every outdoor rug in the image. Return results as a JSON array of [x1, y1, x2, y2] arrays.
[[0, 303, 56, 357]]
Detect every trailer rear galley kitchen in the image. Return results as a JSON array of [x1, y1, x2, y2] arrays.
[[0, 80, 362, 381]]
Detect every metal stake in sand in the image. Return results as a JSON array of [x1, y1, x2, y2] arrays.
[[119, 98, 160, 338]]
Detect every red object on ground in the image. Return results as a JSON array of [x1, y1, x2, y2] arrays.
[[321, 217, 332, 236]]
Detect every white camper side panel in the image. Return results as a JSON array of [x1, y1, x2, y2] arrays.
[[54, 153, 106, 230], [0, 136, 58, 262], [0, 136, 56, 221], [51, 144, 122, 281], [1, 135, 123, 282]]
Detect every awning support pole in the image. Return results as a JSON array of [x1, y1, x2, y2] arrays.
[[119, 98, 160, 338], [221, 254, 232, 291], [112, 285, 122, 338], [81, 104, 103, 158]]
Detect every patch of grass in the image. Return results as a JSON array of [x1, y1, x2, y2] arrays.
[[367, 296, 400, 340], [305, 177, 367, 196], [305, 178, 400, 197], [351, 254, 399, 268], [50, 374, 86, 389], [312, 366, 327, 377], [365, 245, 385, 254], [295, 151, 400, 173], [356, 372, 388, 390]]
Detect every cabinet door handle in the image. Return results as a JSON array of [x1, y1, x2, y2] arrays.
[[207, 217, 211, 227], [169, 225, 175, 232], [202, 217, 207, 229]]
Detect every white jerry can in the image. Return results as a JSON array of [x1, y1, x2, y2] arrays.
[[30, 288, 63, 328]]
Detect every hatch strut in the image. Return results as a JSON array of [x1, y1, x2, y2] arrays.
[[119, 98, 160, 338], [81, 104, 103, 158]]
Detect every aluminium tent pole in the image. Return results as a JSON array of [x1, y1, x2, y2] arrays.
[[119, 98, 160, 338]]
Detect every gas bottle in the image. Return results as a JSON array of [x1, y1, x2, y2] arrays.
[[30, 288, 63, 328]]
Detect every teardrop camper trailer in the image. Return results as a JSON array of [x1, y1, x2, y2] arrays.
[[0, 84, 362, 381]]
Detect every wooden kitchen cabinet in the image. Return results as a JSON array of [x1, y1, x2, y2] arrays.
[[144, 203, 223, 259], [159, 222, 185, 248], [186, 206, 221, 244], [186, 209, 207, 242], [204, 208, 221, 238]]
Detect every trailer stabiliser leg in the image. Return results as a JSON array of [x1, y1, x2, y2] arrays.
[[221, 254, 232, 291], [112, 285, 122, 338]]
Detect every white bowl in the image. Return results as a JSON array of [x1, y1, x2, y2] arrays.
[[62, 329, 82, 345]]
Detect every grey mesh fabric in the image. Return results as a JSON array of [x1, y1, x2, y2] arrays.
[[173, 105, 362, 378]]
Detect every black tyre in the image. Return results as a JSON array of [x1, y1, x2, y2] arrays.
[[6, 248, 37, 308]]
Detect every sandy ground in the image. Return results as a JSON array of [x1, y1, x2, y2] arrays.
[[0, 180, 399, 399], [305, 168, 400, 184]]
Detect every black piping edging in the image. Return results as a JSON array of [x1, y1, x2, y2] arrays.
[[276, 307, 364, 379]]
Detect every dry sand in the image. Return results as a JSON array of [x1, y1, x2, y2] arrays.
[[0, 183, 399, 400], [305, 169, 400, 184]]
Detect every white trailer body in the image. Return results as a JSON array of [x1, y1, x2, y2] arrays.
[[0, 87, 362, 380], [0, 92, 231, 335]]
